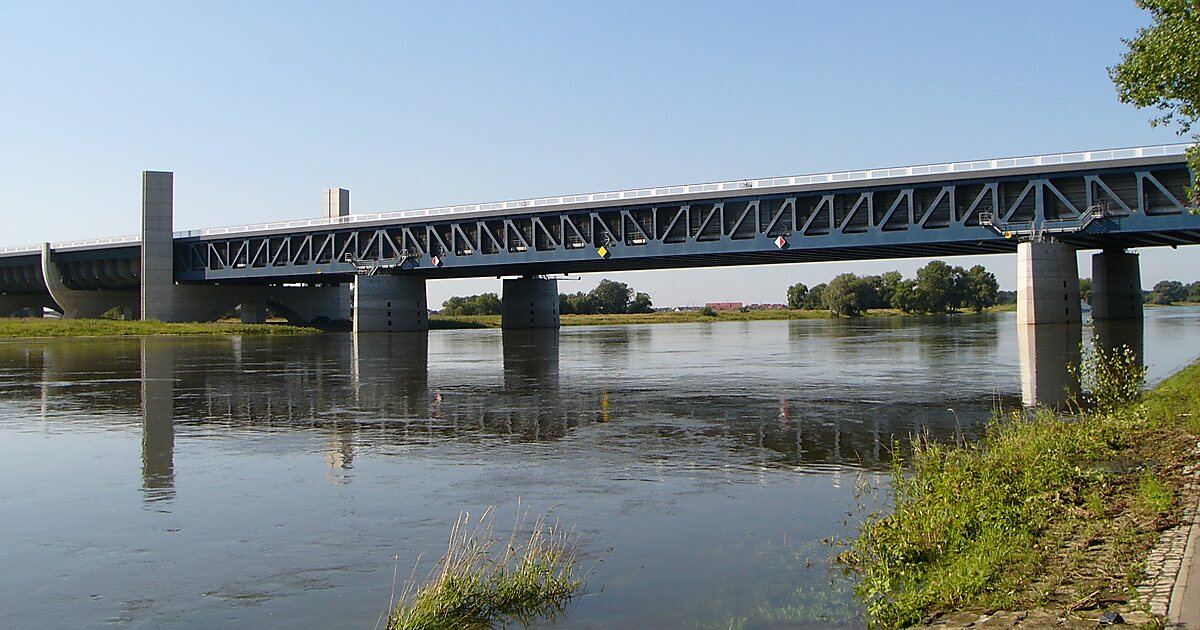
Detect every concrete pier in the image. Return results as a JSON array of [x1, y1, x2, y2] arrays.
[[1092, 249, 1143, 321], [141, 171, 176, 321], [501, 277, 560, 329], [1016, 241, 1081, 326], [352, 275, 428, 333]]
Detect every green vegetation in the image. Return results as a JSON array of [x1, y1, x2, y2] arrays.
[[790, 260, 1001, 317], [559, 279, 652, 315], [432, 306, 999, 330], [839, 348, 1200, 628], [1110, 0, 1200, 199], [441, 293, 503, 316], [0, 318, 318, 338], [387, 509, 582, 630]]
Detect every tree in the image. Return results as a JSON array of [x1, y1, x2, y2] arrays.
[[962, 265, 999, 312], [629, 292, 654, 313], [875, 271, 904, 309], [824, 273, 868, 317], [589, 279, 634, 314], [891, 279, 929, 314], [559, 292, 595, 315], [1110, 0, 1200, 199], [1149, 279, 1187, 304], [442, 293, 503, 315], [1079, 278, 1093, 305], [1188, 281, 1200, 302], [803, 283, 827, 310], [786, 282, 809, 309], [916, 260, 962, 313]]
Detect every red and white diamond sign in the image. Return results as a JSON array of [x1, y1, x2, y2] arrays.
[[774, 236, 788, 249], [431, 255, 442, 267]]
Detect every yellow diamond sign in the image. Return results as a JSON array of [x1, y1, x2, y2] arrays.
[[597, 245, 610, 258]]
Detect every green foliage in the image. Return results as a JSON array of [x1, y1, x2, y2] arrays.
[[916, 260, 962, 313], [786, 282, 809, 309], [559, 279, 651, 315], [804, 283, 827, 310], [697, 306, 718, 317], [962, 265, 999, 313], [1134, 471, 1173, 516], [841, 345, 1170, 628], [588, 279, 634, 314], [1110, 0, 1200, 198], [0, 318, 318, 338], [388, 509, 582, 630], [1148, 279, 1189, 304], [629, 292, 654, 314], [1079, 278, 1093, 305], [441, 293, 503, 316], [1074, 343, 1147, 415], [823, 273, 868, 316]]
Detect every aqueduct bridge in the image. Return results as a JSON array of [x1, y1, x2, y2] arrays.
[[0, 144, 1196, 331]]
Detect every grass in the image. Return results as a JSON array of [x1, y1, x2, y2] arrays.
[[0, 317, 319, 338], [385, 508, 583, 630], [839, 348, 1200, 628], [430, 305, 1015, 329]]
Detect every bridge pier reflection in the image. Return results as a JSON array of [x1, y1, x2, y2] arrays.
[[1018, 323, 1082, 408], [140, 338, 176, 504], [1093, 317, 1145, 368]]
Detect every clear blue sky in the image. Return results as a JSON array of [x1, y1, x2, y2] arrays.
[[0, 1, 1192, 307]]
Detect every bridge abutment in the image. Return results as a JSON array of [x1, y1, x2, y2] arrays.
[[41, 243, 139, 319], [501, 277, 560, 329], [1091, 249, 1143, 321], [0, 293, 55, 317], [1016, 241, 1081, 326], [352, 276, 428, 333]]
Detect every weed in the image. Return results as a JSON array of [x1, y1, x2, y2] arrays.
[[387, 508, 582, 630]]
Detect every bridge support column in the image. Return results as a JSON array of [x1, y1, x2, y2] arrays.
[[1016, 241, 1081, 326], [239, 298, 267, 324], [141, 171, 176, 321], [353, 275, 428, 333], [1091, 249, 1143, 321], [502, 277, 560, 329]]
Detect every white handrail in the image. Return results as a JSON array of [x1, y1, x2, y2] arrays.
[[171, 143, 1189, 239], [0, 143, 1191, 254]]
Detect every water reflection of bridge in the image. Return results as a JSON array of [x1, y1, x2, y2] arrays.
[[0, 319, 1142, 501]]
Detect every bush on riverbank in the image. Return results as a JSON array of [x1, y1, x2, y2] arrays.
[[839, 350, 1200, 628], [387, 509, 582, 629], [0, 318, 319, 338]]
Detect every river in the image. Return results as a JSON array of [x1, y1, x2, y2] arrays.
[[2, 308, 1199, 628]]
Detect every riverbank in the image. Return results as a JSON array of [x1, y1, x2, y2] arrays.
[[840, 355, 1200, 628], [432, 305, 1017, 329], [0, 318, 320, 338]]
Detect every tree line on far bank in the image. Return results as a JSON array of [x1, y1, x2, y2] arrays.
[[1079, 278, 1200, 306], [441, 280, 653, 316], [788, 261, 1001, 317]]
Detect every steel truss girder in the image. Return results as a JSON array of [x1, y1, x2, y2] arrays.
[[161, 164, 1197, 283]]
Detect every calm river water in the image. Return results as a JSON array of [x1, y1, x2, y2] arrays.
[[3, 308, 1200, 628]]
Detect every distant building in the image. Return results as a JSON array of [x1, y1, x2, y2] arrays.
[[747, 303, 787, 310], [705, 302, 743, 311]]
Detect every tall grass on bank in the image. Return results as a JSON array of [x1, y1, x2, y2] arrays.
[[0, 318, 319, 338], [386, 509, 582, 630], [837, 344, 1178, 628]]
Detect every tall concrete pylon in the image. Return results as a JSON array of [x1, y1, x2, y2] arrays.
[[141, 171, 175, 321]]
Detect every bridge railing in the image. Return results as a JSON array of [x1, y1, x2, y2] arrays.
[[170, 143, 1191, 240], [1, 143, 1191, 255]]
